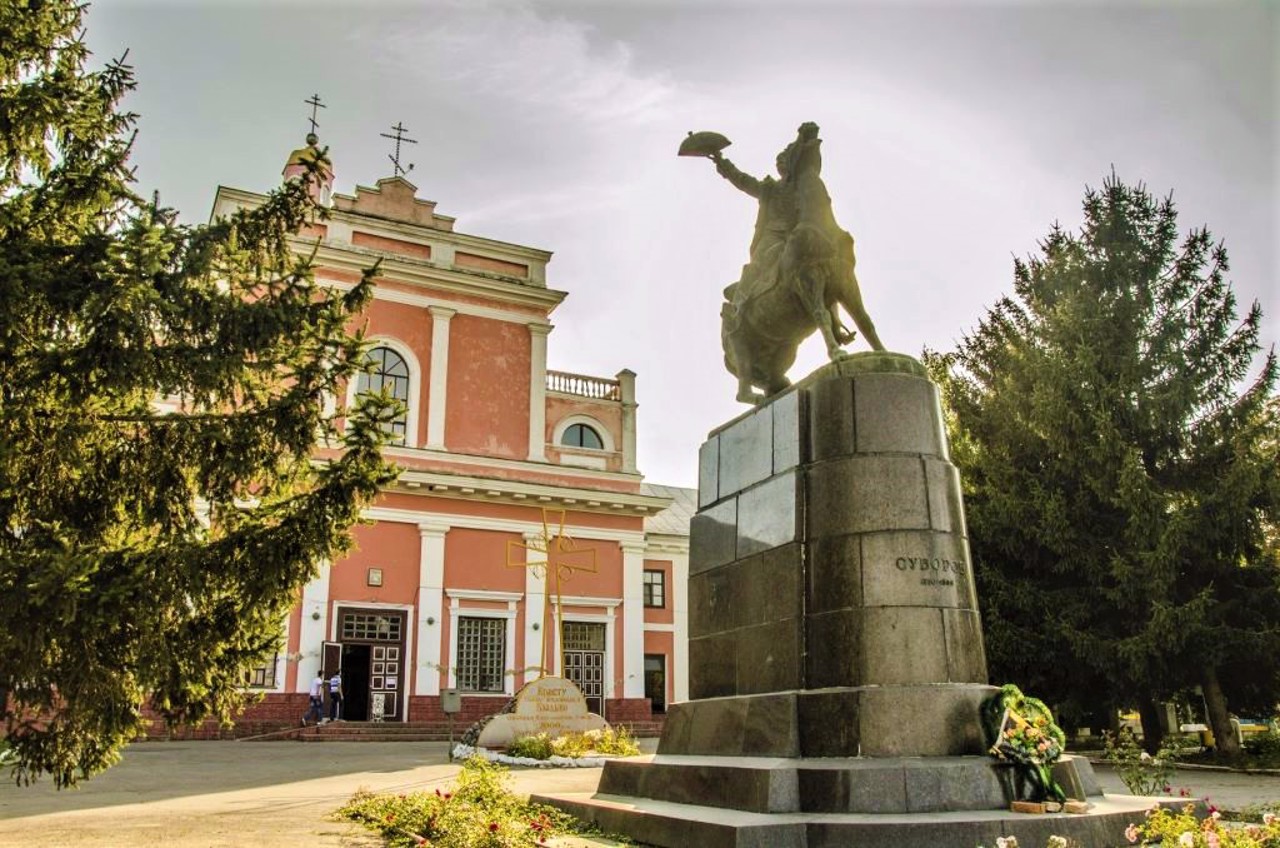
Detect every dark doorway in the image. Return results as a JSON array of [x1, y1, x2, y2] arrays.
[[645, 654, 667, 713], [341, 643, 372, 721]]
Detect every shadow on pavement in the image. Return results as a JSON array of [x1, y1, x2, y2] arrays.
[[0, 740, 459, 819]]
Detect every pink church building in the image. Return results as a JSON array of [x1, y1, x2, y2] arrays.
[[207, 135, 692, 733]]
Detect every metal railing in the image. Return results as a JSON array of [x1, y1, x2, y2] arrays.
[[546, 370, 621, 400]]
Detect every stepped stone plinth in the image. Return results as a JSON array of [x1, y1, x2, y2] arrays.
[[536, 353, 1190, 847]]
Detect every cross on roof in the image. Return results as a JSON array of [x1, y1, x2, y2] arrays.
[[380, 121, 417, 177], [507, 508, 599, 678], [304, 93, 326, 136]]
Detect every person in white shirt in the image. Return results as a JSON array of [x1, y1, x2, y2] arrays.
[[302, 671, 325, 726], [327, 671, 343, 722]]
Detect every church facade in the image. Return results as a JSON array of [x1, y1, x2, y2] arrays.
[[213, 137, 691, 729]]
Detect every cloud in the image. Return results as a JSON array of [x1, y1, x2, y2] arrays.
[[356, 2, 674, 127]]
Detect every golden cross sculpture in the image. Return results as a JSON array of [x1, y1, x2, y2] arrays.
[[507, 508, 598, 678]]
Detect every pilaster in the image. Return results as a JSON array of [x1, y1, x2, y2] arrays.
[[617, 369, 638, 474], [296, 560, 332, 690], [426, 307, 455, 450], [528, 324, 552, 461], [671, 551, 690, 703], [522, 529, 548, 685], [621, 541, 647, 698], [415, 523, 449, 695]]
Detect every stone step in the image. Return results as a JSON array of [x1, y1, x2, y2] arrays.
[[533, 790, 1193, 848], [596, 753, 1102, 815]]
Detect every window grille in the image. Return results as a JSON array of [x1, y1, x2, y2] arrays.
[[456, 617, 506, 692], [561, 621, 606, 652], [643, 569, 666, 608], [356, 346, 410, 441], [341, 612, 403, 642]]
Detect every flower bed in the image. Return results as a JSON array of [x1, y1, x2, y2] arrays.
[[334, 756, 602, 847]]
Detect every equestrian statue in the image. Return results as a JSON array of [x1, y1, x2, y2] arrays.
[[679, 122, 885, 404]]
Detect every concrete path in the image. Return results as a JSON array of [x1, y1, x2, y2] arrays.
[[0, 740, 621, 847], [2, 741, 1279, 847]]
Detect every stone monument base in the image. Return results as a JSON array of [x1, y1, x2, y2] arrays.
[[535, 772, 1189, 848], [535, 354, 1196, 844]]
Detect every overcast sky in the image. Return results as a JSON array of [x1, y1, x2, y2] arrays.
[[85, 0, 1277, 488]]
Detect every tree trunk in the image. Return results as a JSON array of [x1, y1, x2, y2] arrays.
[[1138, 697, 1165, 755], [1202, 665, 1241, 760]]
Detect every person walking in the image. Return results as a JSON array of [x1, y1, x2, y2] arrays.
[[302, 671, 326, 726], [327, 670, 344, 722]]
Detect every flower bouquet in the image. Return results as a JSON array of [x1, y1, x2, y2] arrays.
[[983, 683, 1069, 803]]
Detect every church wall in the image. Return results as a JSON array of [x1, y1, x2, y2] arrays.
[[362, 297, 433, 448], [445, 314, 531, 458]]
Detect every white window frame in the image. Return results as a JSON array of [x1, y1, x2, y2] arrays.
[[551, 596, 619, 701], [552, 415, 614, 452], [346, 336, 422, 448], [446, 590, 520, 696]]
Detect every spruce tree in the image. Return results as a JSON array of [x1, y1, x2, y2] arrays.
[[927, 174, 1279, 757], [0, 1, 397, 785]]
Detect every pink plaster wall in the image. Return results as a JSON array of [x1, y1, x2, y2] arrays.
[[642, 559, 674, 625], [445, 315, 530, 459]]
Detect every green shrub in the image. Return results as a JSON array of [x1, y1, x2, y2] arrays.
[[592, 726, 641, 757], [549, 733, 591, 759], [506, 733, 555, 760], [1244, 730, 1280, 762], [1104, 728, 1178, 795], [505, 727, 641, 760], [334, 756, 588, 847]]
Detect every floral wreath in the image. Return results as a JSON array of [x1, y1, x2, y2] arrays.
[[982, 683, 1068, 803]]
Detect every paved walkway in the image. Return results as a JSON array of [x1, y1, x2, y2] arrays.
[[3, 741, 1280, 847], [0, 740, 618, 847]]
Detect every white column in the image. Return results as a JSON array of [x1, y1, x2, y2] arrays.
[[621, 542, 647, 698], [415, 524, 449, 695], [426, 307, 455, 450], [522, 530, 548, 686], [671, 552, 690, 703], [527, 323, 551, 461], [617, 369, 638, 474], [296, 560, 332, 690]]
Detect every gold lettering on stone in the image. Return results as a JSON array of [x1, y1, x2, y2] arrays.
[[474, 676, 609, 748]]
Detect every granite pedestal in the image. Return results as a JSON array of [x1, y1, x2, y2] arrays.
[[536, 353, 1189, 846]]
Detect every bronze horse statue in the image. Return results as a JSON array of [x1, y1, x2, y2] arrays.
[[682, 123, 885, 404]]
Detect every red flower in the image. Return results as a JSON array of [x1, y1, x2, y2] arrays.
[[489, 822, 500, 832]]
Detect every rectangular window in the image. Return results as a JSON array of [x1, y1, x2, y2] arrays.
[[456, 616, 507, 693], [243, 655, 278, 689], [643, 569, 666, 608]]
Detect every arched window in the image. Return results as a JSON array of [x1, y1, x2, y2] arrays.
[[561, 422, 604, 450], [356, 346, 410, 442]]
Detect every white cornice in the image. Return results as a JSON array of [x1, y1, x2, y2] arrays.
[[313, 247, 566, 314], [324, 274, 555, 327], [362, 506, 648, 546], [445, 589, 523, 603], [210, 186, 565, 315], [641, 535, 691, 555], [385, 446, 638, 485], [388, 469, 671, 517], [214, 185, 552, 263], [553, 595, 622, 609]]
